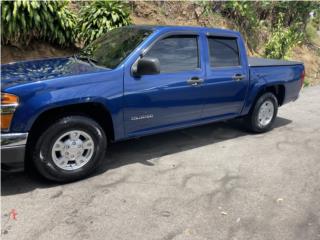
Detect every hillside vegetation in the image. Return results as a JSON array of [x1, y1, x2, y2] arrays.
[[131, 1, 320, 85], [1, 1, 320, 85]]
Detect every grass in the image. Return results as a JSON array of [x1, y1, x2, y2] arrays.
[[304, 78, 311, 87]]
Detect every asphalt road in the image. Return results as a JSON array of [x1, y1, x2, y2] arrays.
[[2, 86, 320, 240]]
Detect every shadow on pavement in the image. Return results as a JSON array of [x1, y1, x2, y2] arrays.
[[1, 117, 292, 196]]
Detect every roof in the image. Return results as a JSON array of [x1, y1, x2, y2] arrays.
[[127, 24, 239, 35]]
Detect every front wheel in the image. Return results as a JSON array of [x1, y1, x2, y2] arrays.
[[32, 115, 107, 182], [245, 92, 278, 133]]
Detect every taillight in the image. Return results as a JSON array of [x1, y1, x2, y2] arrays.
[[300, 69, 305, 89]]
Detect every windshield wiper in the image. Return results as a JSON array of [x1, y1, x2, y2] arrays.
[[73, 54, 99, 66], [72, 54, 111, 70]]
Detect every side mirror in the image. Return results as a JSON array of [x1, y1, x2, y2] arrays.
[[132, 57, 160, 77]]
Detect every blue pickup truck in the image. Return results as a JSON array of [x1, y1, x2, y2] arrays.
[[1, 25, 304, 182]]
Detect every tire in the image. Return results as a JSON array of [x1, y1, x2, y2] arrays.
[[32, 115, 107, 182], [245, 92, 278, 133]]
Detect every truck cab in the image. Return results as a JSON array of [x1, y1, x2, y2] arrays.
[[123, 27, 250, 137]]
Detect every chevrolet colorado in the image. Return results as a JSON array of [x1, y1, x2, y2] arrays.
[[1, 25, 305, 182]]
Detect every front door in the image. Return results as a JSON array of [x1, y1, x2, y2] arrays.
[[124, 34, 206, 136]]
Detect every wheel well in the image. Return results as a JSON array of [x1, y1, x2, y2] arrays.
[[28, 103, 115, 145], [261, 85, 285, 106]]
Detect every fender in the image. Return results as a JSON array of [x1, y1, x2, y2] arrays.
[[8, 67, 125, 139], [241, 72, 267, 116]]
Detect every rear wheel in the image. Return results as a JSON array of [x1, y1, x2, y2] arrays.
[[32, 115, 107, 182], [245, 92, 278, 133]]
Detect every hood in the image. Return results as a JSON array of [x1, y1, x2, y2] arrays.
[[1, 57, 108, 90]]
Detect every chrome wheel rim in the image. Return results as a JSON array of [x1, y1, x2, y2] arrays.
[[51, 130, 94, 171], [257, 100, 274, 127]]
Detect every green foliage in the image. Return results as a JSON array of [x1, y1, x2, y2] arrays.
[[77, 1, 131, 46], [263, 2, 319, 59], [304, 78, 311, 87], [267, 1, 317, 30], [306, 6, 320, 46], [220, 1, 259, 51], [264, 15, 303, 59], [312, 8, 320, 26], [216, 1, 319, 55], [306, 20, 319, 46], [223, 1, 259, 30], [1, 0, 76, 47]]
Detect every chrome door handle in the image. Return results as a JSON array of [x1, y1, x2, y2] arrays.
[[233, 74, 246, 81], [187, 77, 204, 86]]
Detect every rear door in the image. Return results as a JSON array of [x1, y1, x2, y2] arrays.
[[124, 33, 206, 136], [201, 35, 249, 119]]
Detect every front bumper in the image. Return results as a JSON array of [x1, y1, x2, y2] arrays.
[[1, 133, 28, 171]]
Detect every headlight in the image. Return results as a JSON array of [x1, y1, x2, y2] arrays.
[[1, 93, 19, 131]]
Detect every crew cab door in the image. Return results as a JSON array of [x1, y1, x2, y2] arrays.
[[123, 33, 206, 136], [201, 35, 249, 119]]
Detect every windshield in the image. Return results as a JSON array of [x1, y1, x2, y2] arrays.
[[78, 27, 153, 69]]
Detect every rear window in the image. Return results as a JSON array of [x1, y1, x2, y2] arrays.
[[208, 37, 240, 68]]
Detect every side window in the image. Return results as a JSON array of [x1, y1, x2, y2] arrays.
[[144, 35, 199, 73], [208, 37, 240, 68]]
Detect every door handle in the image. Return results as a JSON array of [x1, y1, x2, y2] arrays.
[[233, 74, 246, 81], [187, 77, 204, 86]]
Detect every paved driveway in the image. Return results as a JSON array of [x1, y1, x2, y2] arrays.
[[2, 86, 320, 240]]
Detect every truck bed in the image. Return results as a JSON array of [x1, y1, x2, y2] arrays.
[[248, 57, 302, 67], [248, 58, 304, 107]]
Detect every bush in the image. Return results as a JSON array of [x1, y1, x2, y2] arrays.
[[264, 15, 303, 59], [1, 0, 76, 47], [267, 1, 317, 30], [216, 1, 319, 53], [220, 1, 259, 51], [222, 1, 259, 30], [77, 1, 131, 46], [306, 21, 318, 43]]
